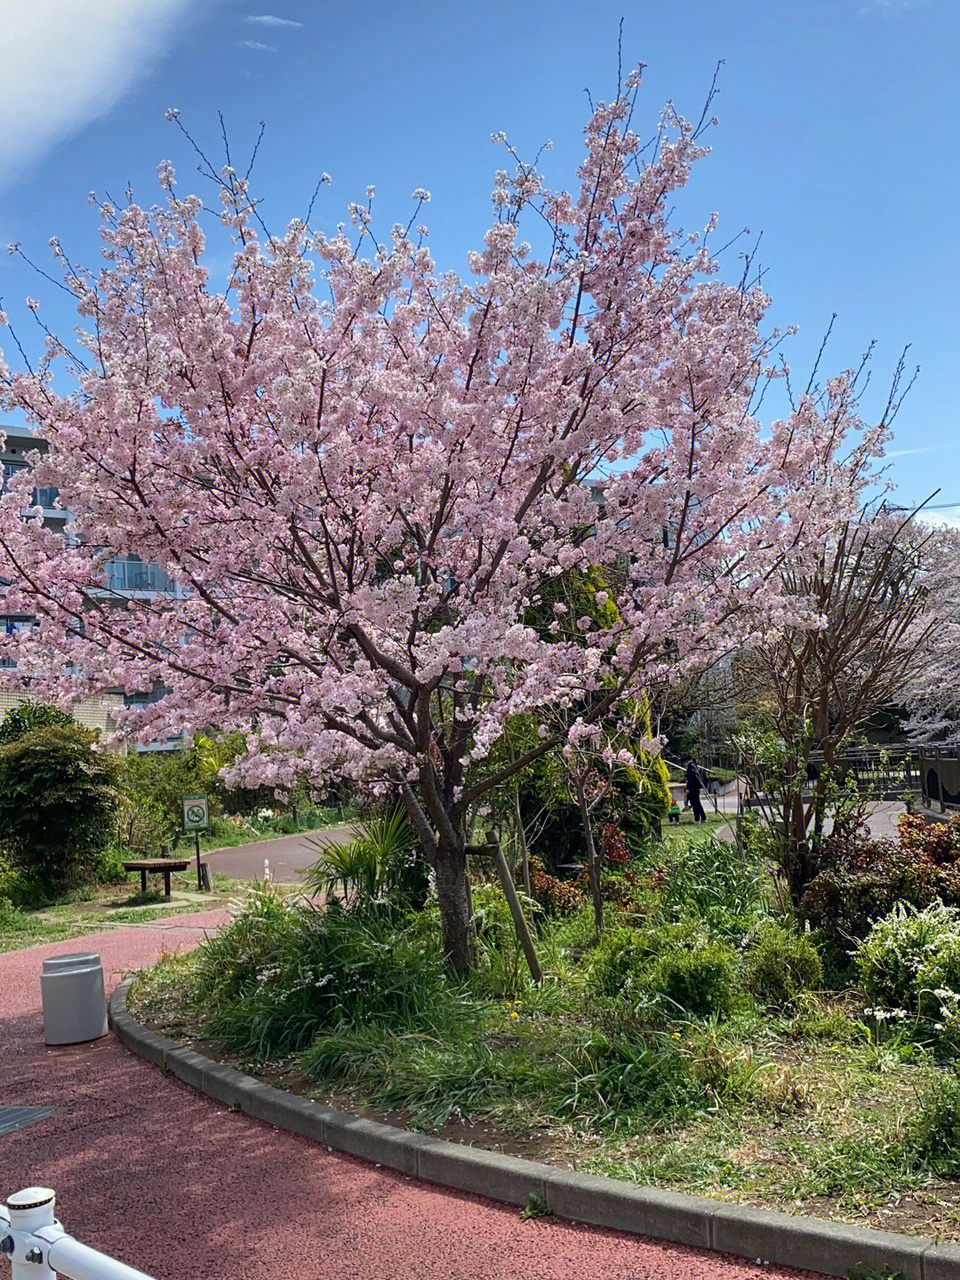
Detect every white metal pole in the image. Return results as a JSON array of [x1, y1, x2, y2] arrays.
[[2, 1188, 56, 1280], [42, 1234, 156, 1280], [2, 1190, 157, 1280]]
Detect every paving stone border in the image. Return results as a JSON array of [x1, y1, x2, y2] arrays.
[[111, 978, 959, 1279]]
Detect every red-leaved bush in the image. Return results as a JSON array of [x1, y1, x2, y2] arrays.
[[802, 816, 960, 973], [600, 823, 631, 865], [521, 857, 586, 916]]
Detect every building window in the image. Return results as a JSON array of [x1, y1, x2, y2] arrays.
[[0, 616, 33, 668], [103, 557, 172, 594], [1, 461, 27, 493]]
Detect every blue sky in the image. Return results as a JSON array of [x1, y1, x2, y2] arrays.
[[1, 0, 956, 520]]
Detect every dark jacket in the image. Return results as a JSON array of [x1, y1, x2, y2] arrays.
[[685, 762, 705, 796]]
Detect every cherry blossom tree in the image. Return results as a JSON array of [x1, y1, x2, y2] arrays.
[[0, 72, 886, 970]]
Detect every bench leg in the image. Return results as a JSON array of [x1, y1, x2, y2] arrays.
[[163, 869, 172, 901], [140, 869, 147, 895]]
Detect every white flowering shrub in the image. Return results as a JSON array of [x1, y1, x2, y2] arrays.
[[858, 901, 960, 1037]]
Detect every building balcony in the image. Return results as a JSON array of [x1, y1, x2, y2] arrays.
[[100, 558, 179, 597]]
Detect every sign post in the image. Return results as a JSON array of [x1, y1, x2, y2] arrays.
[[182, 794, 209, 891]]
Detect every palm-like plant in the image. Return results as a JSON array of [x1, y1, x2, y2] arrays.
[[303, 807, 415, 907]]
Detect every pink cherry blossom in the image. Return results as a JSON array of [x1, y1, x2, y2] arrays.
[[0, 71, 898, 969]]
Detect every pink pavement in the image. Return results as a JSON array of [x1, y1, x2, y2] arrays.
[[0, 913, 826, 1280]]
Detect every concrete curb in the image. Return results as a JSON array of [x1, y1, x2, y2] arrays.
[[110, 978, 958, 1279]]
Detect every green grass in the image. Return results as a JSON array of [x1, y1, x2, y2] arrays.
[[0, 868, 242, 953], [660, 813, 729, 853], [585, 1024, 936, 1210]]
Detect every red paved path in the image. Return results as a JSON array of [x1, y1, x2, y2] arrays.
[[1, 914, 825, 1280]]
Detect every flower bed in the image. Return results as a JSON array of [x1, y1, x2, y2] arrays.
[[130, 818, 960, 1241]]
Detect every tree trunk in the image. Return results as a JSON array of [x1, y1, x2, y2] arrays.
[[577, 783, 604, 934], [435, 837, 478, 974], [513, 785, 531, 896]]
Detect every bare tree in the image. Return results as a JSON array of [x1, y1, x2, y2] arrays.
[[736, 507, 942, 903]]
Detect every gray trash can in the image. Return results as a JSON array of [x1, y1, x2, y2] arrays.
[[40, 952, 108, 1045]]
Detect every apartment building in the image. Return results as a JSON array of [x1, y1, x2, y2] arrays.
[[0, 425, 179, 745]]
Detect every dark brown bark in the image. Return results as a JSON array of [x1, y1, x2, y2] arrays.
[[435, 836, 477, 974], [512, 784, 532, 896], [577, 782, 604, 934]]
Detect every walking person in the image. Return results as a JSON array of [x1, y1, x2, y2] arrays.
[[685, 758, 708, 824]]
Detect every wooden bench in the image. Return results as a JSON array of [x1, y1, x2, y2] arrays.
[[122, 858, 190, 900]]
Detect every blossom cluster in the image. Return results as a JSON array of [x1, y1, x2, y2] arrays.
[[0, 71, 896, 837]]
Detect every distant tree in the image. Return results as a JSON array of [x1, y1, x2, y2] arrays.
[[0, 701, 71, 746], [735, 510, 956, 904], [0, 725, 119, 888], [901, 530, 960, 746]]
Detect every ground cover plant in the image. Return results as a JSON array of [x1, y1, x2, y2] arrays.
[[131, 812, 960, 1240]]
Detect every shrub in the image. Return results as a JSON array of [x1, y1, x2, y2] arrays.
[[652, 941, 737, 1019], [908, 1073, 960, 1177], [858, 901, 960, 1022], [590, 924, 652, 995], [0, 701, 72, 745], [303, 832, 381, 905], [92, 844, 128, 885], [898, 811, 960, 863], [525, 856, 585, 915], [0, 894, 29, 930], [574, 861, 650, 912], [0, 725, 119, 889], [742, 921, 823, 1011], [119, 747, 209, 844], [590, 920, 737, 1019], [804, 819, 960, 979], [600, 823, 630, 865], [302, 807, 425, 907], [116, 793, 176, 857], [195, 887, 458, 1058]]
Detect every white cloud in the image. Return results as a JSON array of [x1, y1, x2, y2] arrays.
[[921, 511, 960, 531], [244, 13, 302, 26], [241, 38, 277, 51], [885, 445, 949, 459], [0, 0, 197, 185]]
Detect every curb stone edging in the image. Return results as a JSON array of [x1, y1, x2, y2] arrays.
[[110, 979, 956, 1279]]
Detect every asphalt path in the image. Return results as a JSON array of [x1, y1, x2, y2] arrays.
[[201, 822, 356, 882]]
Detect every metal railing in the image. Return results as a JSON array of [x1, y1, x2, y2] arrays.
[[738, 746, 922, 809], [102, 560, 172, 595], [806, 746, 922, 798], [1, 1189, 155, 1280]]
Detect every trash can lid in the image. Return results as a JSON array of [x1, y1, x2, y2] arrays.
[[41, 952, 101, 973]]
